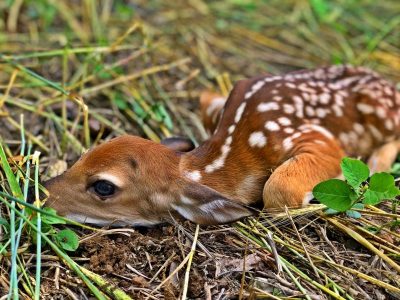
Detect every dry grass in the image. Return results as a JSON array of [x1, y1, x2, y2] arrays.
[[0, 0, 399, 299]]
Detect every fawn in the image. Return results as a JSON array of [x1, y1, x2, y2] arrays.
[[43, 65, 400, 226]]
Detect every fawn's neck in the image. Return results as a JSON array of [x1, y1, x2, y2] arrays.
[[179, 136, 274, 205]]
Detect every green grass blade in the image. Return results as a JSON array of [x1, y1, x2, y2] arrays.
[[32, 152, 42, 300], [0, 143, 22, 299], [0, 196, 107, 299], [0, 54, 69, 95]]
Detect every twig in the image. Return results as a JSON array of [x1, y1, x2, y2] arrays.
[[181, 224, 200, 300]]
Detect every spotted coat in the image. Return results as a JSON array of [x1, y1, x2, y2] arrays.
[[182, 65, 400, 204]]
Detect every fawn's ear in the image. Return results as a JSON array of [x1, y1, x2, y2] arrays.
[[171, 180, 252, 225], [160, 136, 195, 152]]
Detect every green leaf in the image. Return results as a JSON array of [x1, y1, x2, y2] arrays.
[[340, 157, 369, 190], [370, 173, 398, 193], [0, 144, 23, 198], [55, 229, 79, 251], [31, 216, 53, 234], [113, 92, 128, 110], [132, 101, 147, 118], [390, 162, 400, 176], [363, 172, 400, 205], [41, 207, 66, 225], [346, 210, 362, 219], [313, 179, 355, 212], [154, 104, 173, 130], [310, 0, 330, 20], [98, 69, 112, 79]]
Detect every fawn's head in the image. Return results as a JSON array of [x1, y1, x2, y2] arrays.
[[44, 135, 251, 226]]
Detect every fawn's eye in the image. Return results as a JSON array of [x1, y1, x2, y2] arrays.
[[92, 180, 116, 198]]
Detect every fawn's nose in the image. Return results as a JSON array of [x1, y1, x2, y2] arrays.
[[26, 185, 48, 204]]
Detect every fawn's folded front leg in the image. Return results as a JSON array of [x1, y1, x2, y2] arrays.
[[263, 134, 345, 209]]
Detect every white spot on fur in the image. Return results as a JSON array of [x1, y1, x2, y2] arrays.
[[298, 124, 334, 139], [244, 91, 253, 99], [319, 93, 330, 104], [384, 86, 393, 96], [245, 80, 265, 99], [265, 121, 280, 131], [332, 104, 343, 117], [228, 125, 236, 134], [284, 127, 294, 134], [385, 119, 394, 130], [348, 131, 358, 142], [339, 132, 349, 145], [368, 125, 383, 141], [299, 83, 316, 93], [205, 142, 231, 173], [248, 131, 267, 148], [264, 76, 282, 82], [291, 132, 302, 140], [305, 106, 315, 117], [277, 117, 291, 126], [356, 103, 374, 114], [376, 107, 386, 119], [283, 104, 295, 114], [205, 156, 225, 173], [282, 137, 294, 151], [252, 80, 265, 91], [316, 107, 327, 118], [353, 123, 364, 135], [235, 103, 247, 123], [310, 94, 319, 105], [302, 92, 310, 101], [292, 96, 304, 118], [221, 144, 230, 154], [334, 94, 344, 106], [285, 82, 296, 89], [184, 170, 202, 182], [257, 102, 280, 112]]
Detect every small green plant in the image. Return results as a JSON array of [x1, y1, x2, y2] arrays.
[[27, 207, 80, 252], [313, 157, 400, 218]]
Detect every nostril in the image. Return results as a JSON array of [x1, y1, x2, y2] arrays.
[[26, 186, 47, 204]]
